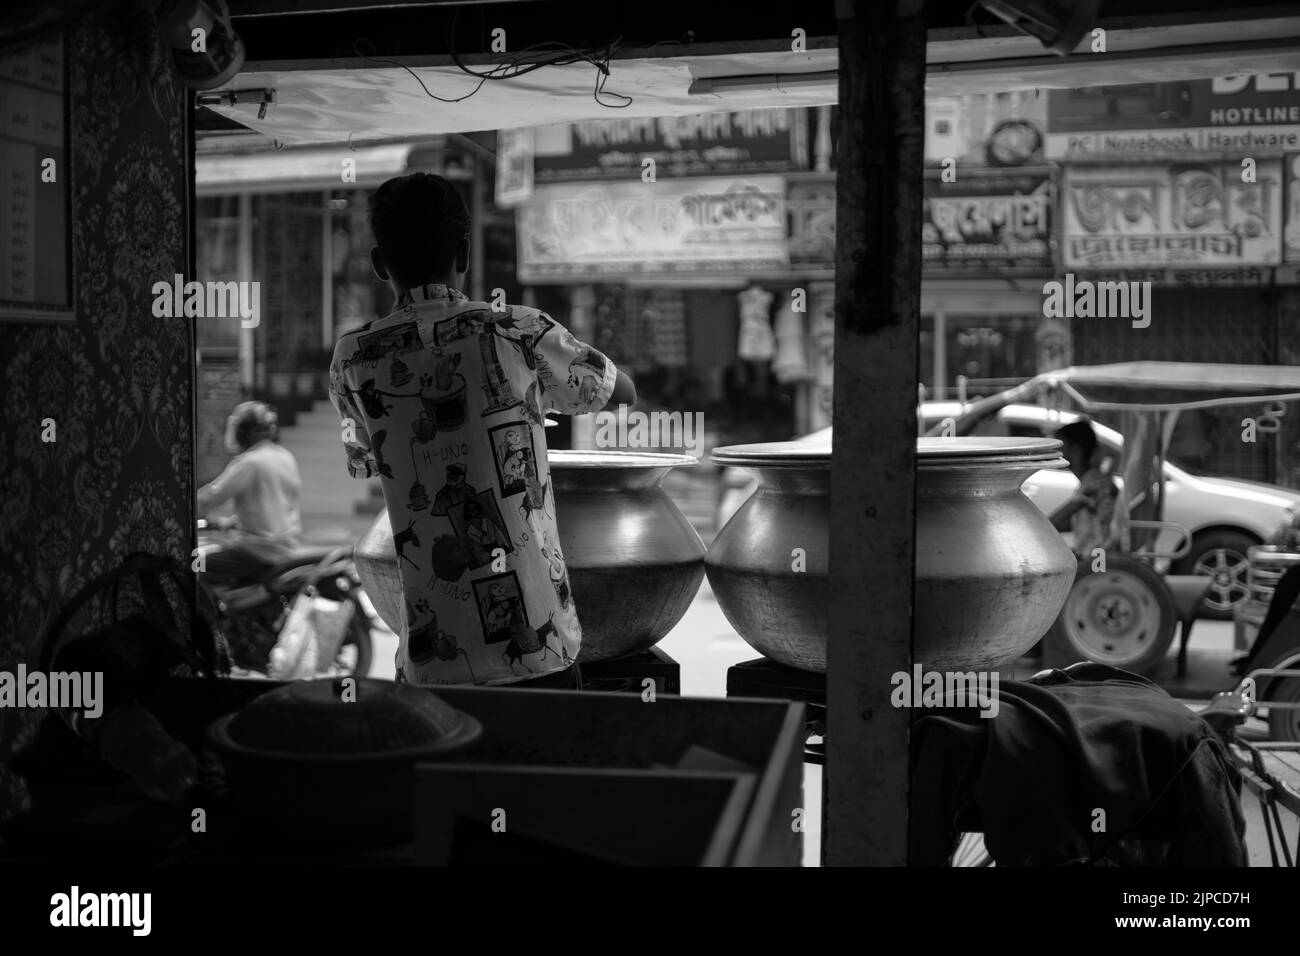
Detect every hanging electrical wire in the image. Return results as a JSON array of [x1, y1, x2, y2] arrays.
[[351, 4, 635, 111]]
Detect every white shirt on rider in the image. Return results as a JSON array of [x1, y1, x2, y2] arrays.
[[197, 439, 303, 561]]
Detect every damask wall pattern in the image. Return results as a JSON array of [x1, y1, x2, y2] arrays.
[[0, 0, 193, 818]]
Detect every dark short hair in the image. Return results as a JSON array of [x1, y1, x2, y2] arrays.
[[1054, 420, 1098, 460], [368, 172, 470, 287]]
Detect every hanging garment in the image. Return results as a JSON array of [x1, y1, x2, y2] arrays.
[[771, 297, 810, 384], [737, 286, 775, 361]]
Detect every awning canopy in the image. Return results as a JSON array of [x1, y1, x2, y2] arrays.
[[939, 363, 1300, 436], [1051, 362, 1300, 412]]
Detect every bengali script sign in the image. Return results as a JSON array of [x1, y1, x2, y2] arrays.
[[921, 170, 1053, 273], [517, 176, 788, 281], [1061, 161, 1283, 269], [533, 109, 804, 181]]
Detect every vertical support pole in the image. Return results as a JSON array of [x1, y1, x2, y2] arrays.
[[321, 189, 333, 350], [471, 156, 485, 302], [934, 309, 947, 401], [824, 0, 926, 867], [238, 192, 255, 391]]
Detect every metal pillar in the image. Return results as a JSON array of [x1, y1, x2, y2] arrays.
[[824, 0, 926, 867]]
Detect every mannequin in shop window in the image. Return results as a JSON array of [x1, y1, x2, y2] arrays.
[[737, 285, 775, 399]]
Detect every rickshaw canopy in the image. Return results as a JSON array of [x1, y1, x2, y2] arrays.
[[929, 362, 1300, 553]]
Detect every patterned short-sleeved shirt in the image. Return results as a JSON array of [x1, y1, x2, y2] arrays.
[[329, 284, 617, 685]]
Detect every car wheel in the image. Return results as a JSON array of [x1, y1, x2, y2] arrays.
[[1174, 530, 1256, 621], [1048, 554, 1176, 676]]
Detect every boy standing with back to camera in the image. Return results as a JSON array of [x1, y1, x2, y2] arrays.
[[329, 173, 636, 687]]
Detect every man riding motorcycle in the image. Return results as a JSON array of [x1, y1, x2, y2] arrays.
[[197, 401, 303, 583]]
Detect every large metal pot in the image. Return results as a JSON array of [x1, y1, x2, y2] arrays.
[[354, 450, 706, 663], [705, 437, 1078, 673]]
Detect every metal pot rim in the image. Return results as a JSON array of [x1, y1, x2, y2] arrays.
[[548, 450, 698, 468]]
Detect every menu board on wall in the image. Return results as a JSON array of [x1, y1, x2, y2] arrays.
[[922, 168, 1053, 274], [0, 35, 71, 322], [517, 176, 788, 282], [1061, 160, 1283, 269]]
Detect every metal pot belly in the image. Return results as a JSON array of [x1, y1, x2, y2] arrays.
[[354, 451, 705, 664], [704, 439, 1077, 674]]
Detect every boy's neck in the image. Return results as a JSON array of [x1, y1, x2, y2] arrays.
[[394, 274, 462, 296]]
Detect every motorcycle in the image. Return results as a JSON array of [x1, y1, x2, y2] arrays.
[[196, 517, 375, 678]]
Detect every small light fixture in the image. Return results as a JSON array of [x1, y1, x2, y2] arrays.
[[974, 0, 1101, 56], [157, 0, 246, 90]]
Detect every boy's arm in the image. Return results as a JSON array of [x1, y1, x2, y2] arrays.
[[328, 352, 380, 479], [531, 317, 624, 415], [604, 369, 636, 410]]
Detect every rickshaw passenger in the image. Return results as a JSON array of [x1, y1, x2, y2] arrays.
[[1049, 420, 1119, 558]]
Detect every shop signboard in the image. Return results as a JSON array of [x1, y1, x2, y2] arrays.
[[787, 168, 1054, 275], [495, 127, 534, 208], [532, 109, 804, 181], [1061, 160, 1283, 270], [921, 168, 1053, 274], [516, 175, 787, 282], [1047, 73, 1300, 160]]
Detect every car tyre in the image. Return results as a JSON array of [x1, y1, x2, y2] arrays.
[[1174, 530, 1256, 621]]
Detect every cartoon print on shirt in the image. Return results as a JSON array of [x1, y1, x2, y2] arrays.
[[541, 530, 570, 609], [429, 532, 474, 583], [433, 309, 490, 346], [431, 463, 475, 516], [474, 572, 532, 648], [488, 422, 538, 499], [566, 346, 609, 408], [406, 374, 443, 505], [517, 476, 549, 525], [479, 332, 522, 417], [447, 490, 513, 569], [419, 351, 468, 431], [349, 378, 416, 420], [519, 380, 544, 425], [502, 614, 564, 674], [407, 608, 477, 683], [354, 322, 423, 366], [371, 429, 396, 479], [390, 356, 412, 387], [393, 517, 421, 570], [408, 479, 431, 512]]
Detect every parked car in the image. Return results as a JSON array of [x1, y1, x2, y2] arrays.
[[716, 402, 1300, 619]]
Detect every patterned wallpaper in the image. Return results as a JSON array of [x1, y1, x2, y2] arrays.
[[0, 1, 193, 818]]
